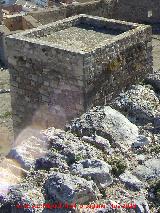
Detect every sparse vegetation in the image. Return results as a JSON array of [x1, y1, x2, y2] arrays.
[[0, 111, 12, 119], [149, 144, 160, 154], [106, 155, 127, 177]]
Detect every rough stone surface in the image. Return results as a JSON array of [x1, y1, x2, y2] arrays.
[[145, 70, 160, 91], [42, 127, 104, 165], [35, 152, 69, 172], [119, 171, 144, 190], [132, 135, 151, 148], [133, 158, 160, 180], [70, 159, 113, 189], [69, 106, 140, 150], [112, 85, 160, 124], [81, 135, 112, 153], [44, 172, 100, 204], [7, 135, 48, 170]]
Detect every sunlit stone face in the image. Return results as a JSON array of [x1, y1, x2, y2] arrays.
[[0, 159, 22, 196]]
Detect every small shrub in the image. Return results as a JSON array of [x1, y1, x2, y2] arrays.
[[107, 155, 127, 177], [0, 111, 12, 119], [150, 144, 160, 154]]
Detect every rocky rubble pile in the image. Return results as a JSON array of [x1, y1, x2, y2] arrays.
[[0, 73, 160, 213]]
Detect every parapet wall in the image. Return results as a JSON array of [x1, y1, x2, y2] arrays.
[[1, 0, 159, 65]]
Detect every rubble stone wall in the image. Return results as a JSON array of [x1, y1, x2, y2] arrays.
[[65, 0, 115, 18], [112, 0, 160, 23], [28, 0, 116, 25], [28, 7, 66, 25], [27, 0, 160, 25]]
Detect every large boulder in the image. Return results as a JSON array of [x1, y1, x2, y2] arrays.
[[112, 85, 160, 124], [44, 172, 100, 204], [119, 171, 145, 190], [133, 158, 160, 180], [70, 159, 113, 189], [68, 106, 141, 150], [8, 135, 49, 170]]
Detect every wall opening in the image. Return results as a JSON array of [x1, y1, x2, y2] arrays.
[[148, 10, 152, 18]]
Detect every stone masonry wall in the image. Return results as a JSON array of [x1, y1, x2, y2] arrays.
[[27, 0, 160, 26], [0, 25, 10, 65], [3, 16, 23, 31], [6, 15, 153, 137], [28, 0, 116, 25], [6, 16, 85, 136], [28, 7, 66, 25], [3, 15, 39, 32], [112, 0, 160, 24], [65, 0, 115, 18], [84, 29, 153, 107], [0, 15, 40, 65]]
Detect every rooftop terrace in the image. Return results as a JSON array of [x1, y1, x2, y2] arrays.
[[14, 14, 141, 53], [38, 24, 124, 52]]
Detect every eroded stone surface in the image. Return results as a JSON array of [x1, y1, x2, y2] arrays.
[[70, 159, 113, 189], [44, 172, 100, 204], [69, 106, 140, 149]]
